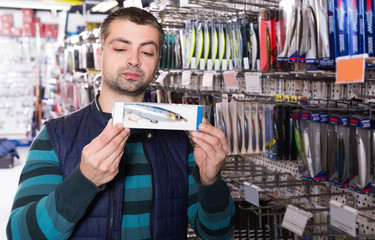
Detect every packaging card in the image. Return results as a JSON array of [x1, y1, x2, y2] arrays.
[[112, 102, 202, 130], [281, 205, 312, 236], [329, 200, 358, 237]]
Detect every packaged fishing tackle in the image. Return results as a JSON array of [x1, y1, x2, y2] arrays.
[[328, 115, 351, 187], [237, 101, 247, 154], [251, 103, 260, 153], [319, 0, 336, 68], [299, 111, 317, 180], [347, 0, 365, 55], [364, 0, 375, 57], [229, 101, 239, 155], [203, 21, 211, 70], [334, 0, 349, 57], [292, 110, 307, 175], [259, 9, 277, 72], [299, 0, 319, 64], [319, 113, 329, 180], [277, 0, 296, 62], [183, 19, 195, 69], [349, 115, 374, 194], [112, 102, 202, 131], [288, 0, 302, 62], [245, 103, 254, 154]]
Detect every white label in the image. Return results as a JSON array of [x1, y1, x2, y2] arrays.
[[202, 71, 214, 87], [214, 59, 220, 70], [207, 59, 213, 71], [181, 70, 192, 86], [329, 200, 358, 237], [222, 59, 227, 71], [123, 0, 143, 8], [191, 58, 197, 69], [281, 205, 312, 236], [179, 0, 189, 7], [155, 71, 168, 83], [243, 57, 250, 70], [199, 59, 205, 70], [243, 182, 260, 207], [223, 71, 238, 89], [229, 60, 233, 70], [245, 72, 262, 93]]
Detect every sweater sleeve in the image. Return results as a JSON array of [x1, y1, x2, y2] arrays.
[[6, 125, 104, 240], [187, 153, 235, 240]]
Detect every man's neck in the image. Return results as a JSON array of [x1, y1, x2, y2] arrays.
[[98, 88, 144, 113]]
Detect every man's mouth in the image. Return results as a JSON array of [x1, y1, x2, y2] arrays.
[[122, 72, 141, 79]]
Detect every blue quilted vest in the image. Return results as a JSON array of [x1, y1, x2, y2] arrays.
[[45, 97, 190, 239]]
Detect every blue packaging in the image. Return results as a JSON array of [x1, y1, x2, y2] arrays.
[[319, 0, 336, 68], [364, 0, 375, 56], [347, 0, 365, 55], [334, 0, 349, 57]]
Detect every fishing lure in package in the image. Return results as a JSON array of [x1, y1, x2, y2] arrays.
[[364, 0, 375, 57], [334, 0, 349, 57], [259, 9, 277, 72], [348, 116, 373, 193], [112, 102, 202, 131], [347, 0, 364, 55]]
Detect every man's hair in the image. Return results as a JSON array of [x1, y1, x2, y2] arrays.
[[99, 7, 164, 53]]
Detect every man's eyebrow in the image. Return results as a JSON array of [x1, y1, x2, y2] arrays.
[[108, 38, 158, 50]]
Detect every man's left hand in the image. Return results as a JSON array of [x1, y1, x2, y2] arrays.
[[191, 118, 230, 185]]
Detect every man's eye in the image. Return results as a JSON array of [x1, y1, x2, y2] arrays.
[[142, 51, 154, 56], [115, 49, 126, 52]]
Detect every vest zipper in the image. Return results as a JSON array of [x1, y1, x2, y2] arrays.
[[143, 138, 154, 240], [107, 181, 114, 240]]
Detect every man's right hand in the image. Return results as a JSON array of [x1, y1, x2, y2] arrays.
[[80, 119, 130, 187]]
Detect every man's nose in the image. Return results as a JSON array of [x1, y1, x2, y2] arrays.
[[127, 50, 141, 67]]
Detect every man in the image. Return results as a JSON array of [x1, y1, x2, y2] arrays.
[[7, 7, 235, 240]]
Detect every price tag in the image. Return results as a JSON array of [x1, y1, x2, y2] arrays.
[[243, 57, 250, 70], [244, 182, 260, 207], [281, 205, 312, 236], [223, 71, 238, 89], [155, 71, 168, 83], [199, 59, 205, 70], [329, 200, 358, 237], [214, 59, 220, 71], [207, 59, 213, 71], [191, 58, 197, 69], [336, 54, 367, 84], [245, 72, 262, 93], [181, 70, 192, 86], [202, 71, 214, 87], [222, 59, 227, 71]]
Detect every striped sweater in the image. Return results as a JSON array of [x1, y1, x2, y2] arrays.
[[7, 125, 235, 239]]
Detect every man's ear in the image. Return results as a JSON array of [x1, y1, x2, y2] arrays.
[[96, 46, 103, 70]]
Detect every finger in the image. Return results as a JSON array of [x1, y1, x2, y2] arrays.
[[84, 126, 129, 165], [191, 131, 227, 160], [196, 121, 230, 154], [86, 119, 125, 155], [95, 127, 130, 163]]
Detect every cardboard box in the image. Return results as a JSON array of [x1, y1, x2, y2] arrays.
[[113, 102, 203, 130]]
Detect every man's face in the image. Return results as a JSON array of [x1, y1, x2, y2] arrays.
[[98, 20, 160, 97]]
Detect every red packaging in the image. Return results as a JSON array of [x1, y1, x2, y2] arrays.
[[22, 9, 34, 23], [259, 9, 277, 72], [1, 14, 12, 24]]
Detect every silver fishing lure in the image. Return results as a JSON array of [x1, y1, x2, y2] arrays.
[[124, 104, 185, 124], [357, 137, 367, 188], [303, 130, 315, 178]]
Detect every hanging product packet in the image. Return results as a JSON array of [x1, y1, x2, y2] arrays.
[[112, 102, 202, 131], [328, 115, 351, 188], [348, 115, 375, 194]]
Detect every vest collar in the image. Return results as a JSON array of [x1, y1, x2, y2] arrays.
[[91, 93, 110, 127]]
